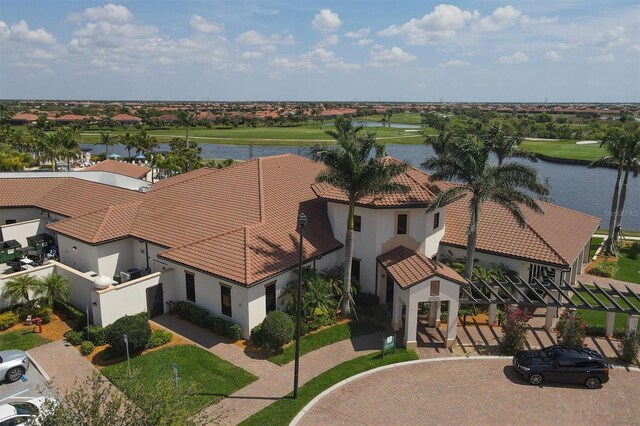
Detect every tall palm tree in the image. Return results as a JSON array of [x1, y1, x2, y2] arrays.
[[176, 111, 196, 148], [612, 131, 640, 240], [57, 127, 81, 171], [422, 137, 548, 279], [0, 144, 32, 171], [121, 131, 134, 159], [99, 131, 118, 158], [133, 129, 158, 155], [2, 274, 41, 309], [37, 274, 70, 308], [310, 117, 409, 316], [590, 128, 627, 254], [36, 130, 63, 171], [482, 124, 537, 165]]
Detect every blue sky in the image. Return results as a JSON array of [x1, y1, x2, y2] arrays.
[[1, 1, 639, 102]]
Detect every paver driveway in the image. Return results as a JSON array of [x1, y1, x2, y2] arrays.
[[297, 358, 640, 425]]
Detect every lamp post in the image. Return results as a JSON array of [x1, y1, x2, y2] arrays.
[[293, 212, 307, 399]]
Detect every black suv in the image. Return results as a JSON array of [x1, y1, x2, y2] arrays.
[[512, 345, 609, 389]]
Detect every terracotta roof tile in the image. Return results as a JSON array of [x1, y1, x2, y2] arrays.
[[378, 245, 468, 288], [111, 113, 142, 122], [83, 160, 150, 179]]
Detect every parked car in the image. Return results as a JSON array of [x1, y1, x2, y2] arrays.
[[0, 350, 30, 383], [0, 397, 49, 425], [512, 345, 609, 389]]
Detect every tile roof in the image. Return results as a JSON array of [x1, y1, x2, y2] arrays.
[[312, 160, 438, 208], [111, 113, 142, 122], [11, 113, 38, 122], [83, 160, 150, 179], [378, 245, 468, 288], [440, 194, 600, 267]]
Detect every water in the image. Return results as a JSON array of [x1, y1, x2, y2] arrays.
[[82, 143, 640, 231]]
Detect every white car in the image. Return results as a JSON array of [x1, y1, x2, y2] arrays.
[[0, 397, 49, 425]]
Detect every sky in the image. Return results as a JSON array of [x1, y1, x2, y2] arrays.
[[0, 1, 639, 102]]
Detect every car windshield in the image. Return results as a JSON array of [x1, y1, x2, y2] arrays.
[[538, 348, 554, 359], [9, 402, 39, 416]]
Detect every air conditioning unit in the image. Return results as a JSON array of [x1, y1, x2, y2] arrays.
[[120, 271, 132, 283]]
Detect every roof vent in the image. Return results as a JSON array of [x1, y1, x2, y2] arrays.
[[139, 186, 151, 193], [93, 274, 112, 289]]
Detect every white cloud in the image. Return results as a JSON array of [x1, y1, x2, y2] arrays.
[[356, 38, 373, 46], [369, 46, 416, 67], [315, 34, 338, 47], [1, 20, 55, 44], [440, 59, 470, 67], [312, 9, 342, 33], [345, 27, 370, 38], [587, 54, 614, 63], [627, 45, 640, 55], [378, 4, 478, 45], [189, 14, 224, 33], [556, 42, 577, 49], [473, 5, 521, 32], [302, 48, 337, 62], [68, 3, 133, 24], [235, 30, 294, 51], [271, 57, 315, 70], [520, 15, 558, 26], [545, 51, 561, 62], [241, 50, 264, 59], [326, 61, 361, 71], [594, 26, 627, 48], [499, 51, 529, 64]]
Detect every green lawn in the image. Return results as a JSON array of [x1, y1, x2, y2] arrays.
[[240, 349, 418, 426], [268, 320, 386, 366], [616, 242, 640, 284], [359, 113, 423, 125], [520, 139, 606, 162], [573, 288, 640, 330], [589, 236, 604, 258], [0, 330, 50, 351], [102, 345, 256, 415], [594, 229, 640, 238]]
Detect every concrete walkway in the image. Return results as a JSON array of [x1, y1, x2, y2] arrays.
[[577, 273, 640, 292], [152, 314, 387, 425]]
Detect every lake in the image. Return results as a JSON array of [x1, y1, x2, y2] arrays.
[[82, 143, 640, 231]]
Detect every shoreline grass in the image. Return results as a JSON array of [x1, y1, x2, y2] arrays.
[[520, 139, 606, 162], [240, 349, 418, 426]]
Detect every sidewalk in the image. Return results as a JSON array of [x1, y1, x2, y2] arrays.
[[577, 273, 640, 292]]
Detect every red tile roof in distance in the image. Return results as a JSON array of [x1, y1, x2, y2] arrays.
[[111, 113, 142, 122], [11, 113, 38, 122], [378, 245, 468, 288], [83, 160, 150, 179]]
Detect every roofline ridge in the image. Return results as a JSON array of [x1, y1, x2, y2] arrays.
[[403, 164, 436, 198], [149, 168, 219, 192], [257, 157, 265, 223], [244, 226, 251, 285], [535, 199, 601, 221], [93, 204, 117, 244], [163, 226, 245, 252]]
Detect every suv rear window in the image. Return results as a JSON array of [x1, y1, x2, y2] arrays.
[[557, 359, 577, 367]]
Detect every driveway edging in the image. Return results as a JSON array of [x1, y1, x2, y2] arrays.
[[26, 351, 50, 381], [290, 355, 510, 426]]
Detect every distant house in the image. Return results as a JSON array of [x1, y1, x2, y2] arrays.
[[10, 112, 39, 125], [83, 159, 152, 181], [52, 114, 90, 125], [112, 113, 142, 126]]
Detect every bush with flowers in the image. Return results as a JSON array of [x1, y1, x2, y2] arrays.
[[555, 310, 587, 347], [500, 305, 532, 355]]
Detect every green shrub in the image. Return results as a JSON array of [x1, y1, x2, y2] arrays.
[[84, 325, 106, 346], [65, 330, 84, 346], [587, 260, 618, 278], [556, 310, 586, 347], [307, 313, 336, 331], [261, 311, 294, 351], [500, 306, 532, 355], [0, 311, 19, 331], [54, 300, 86, 330], [32, 307, 52, 324], [80, 341, 95, 356], [105, 314, 152, 356], [619, 332, 639, 365], [175, 301, 242, 341], [251, 324, 263, 347], [146, 329, 172, 349]]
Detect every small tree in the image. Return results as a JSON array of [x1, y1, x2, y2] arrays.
[[260, 311, 294, 351], [105, 314, 151, 356], [555, 310, 587, 347], [37, 273, 70, 307], [500, 305, 532, 355], [619, 332, 639, 365], [1, 274, 40, 309]]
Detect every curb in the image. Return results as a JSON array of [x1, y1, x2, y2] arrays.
[[290, 356, 509, 426], [26, 352, 50, 382]]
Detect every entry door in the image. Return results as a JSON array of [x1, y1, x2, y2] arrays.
[[386, 275, 395, 306], [146, 283, 164, 318]]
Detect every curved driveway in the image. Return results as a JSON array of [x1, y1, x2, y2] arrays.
[[297, 358, 640, 425]]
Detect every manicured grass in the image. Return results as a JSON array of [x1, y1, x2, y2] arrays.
[[359, 113, 423, 125], [0, 330, 50, 351], [595, 229, 640, 238], [268, 320, 386, 366], [240, 349, 418, 426], [520, 139, 607, 162], [102, 345, 256, 415], [589, 236, 604, 258], [615, 242, 640, 284], [573, 288, 640, 330]]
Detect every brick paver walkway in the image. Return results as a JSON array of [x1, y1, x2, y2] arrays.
[[28, 339, 98, 395], [298, 358, 640, 425]]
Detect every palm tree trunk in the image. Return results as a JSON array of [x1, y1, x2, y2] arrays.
[[342, 203, 355, 317], [605, 165, 623, 255], [186, 125, 190, 149], [465, 201, 479, 280], [613, 167, 630, 241], [105, 143, 109, 157]]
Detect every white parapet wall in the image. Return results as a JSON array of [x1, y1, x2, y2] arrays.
[[0, 219, 50, 247]]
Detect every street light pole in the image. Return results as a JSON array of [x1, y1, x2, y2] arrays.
[[293, 212, 307, 399]]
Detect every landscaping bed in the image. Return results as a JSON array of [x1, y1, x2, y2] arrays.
[[586, 241, 640, 284], [240, 349, 418, 426], [102, 345, 257, 415]]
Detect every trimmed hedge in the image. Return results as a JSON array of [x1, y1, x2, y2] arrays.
[[64, 330, 84, 346], [105, 313, 151, 356], [146, 329, 172, 349], [80, 341, 95, 356], [0, 311, 19, 331], [250, 324, 263, 347], [54, 300, 87, 330], [84, 325, 106, 346], [261, 311, 294, 351], [176, 301, 242, 341]]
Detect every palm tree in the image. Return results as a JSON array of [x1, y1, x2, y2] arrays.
[[482, 124, 537, 166], [99, 131, 118, 158], [37, 273, 70, 308], [0, 144, 32, 171], [176, 111, 196, 148], [612, 131, 640, 240], [121, 131, 134, 159], [422, 137, 548, 280], [133, 129, 158, 155], [2, 274, 41, 309], [310, 117, 409, 316], [36, 130, 63, 171], [57, 127, 81, 171], [590, 128, 627, 254]]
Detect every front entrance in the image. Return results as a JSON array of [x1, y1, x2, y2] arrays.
[[146, 283, 164, 318]]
